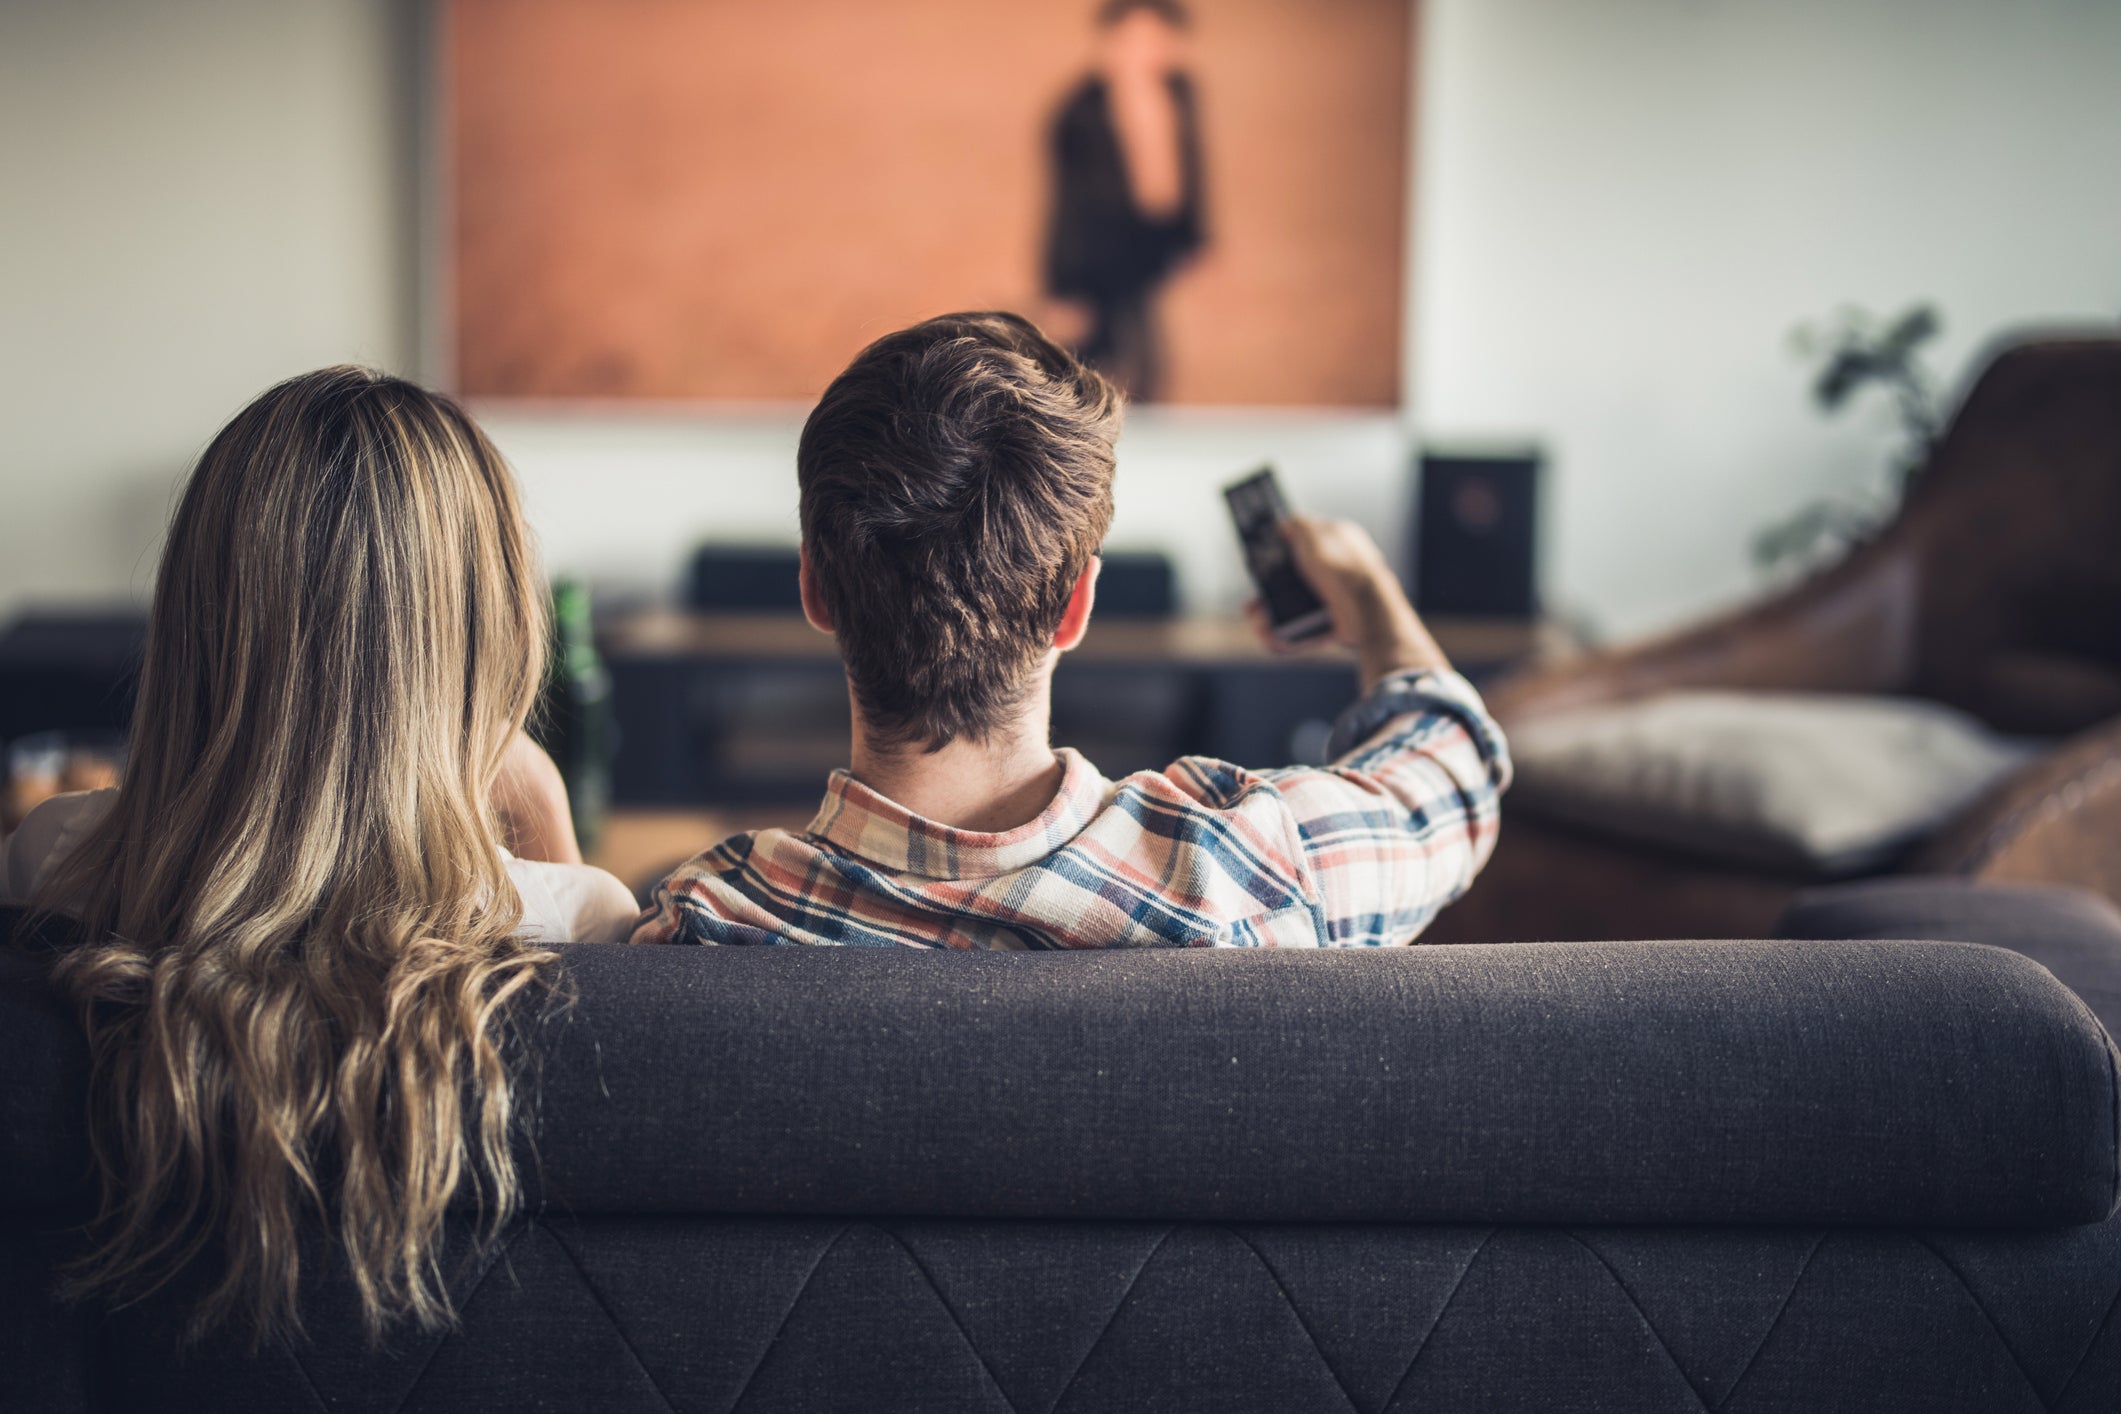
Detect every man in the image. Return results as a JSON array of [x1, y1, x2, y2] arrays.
[[633, 312, 1509, 949], [1043, 0, 1205, 402]]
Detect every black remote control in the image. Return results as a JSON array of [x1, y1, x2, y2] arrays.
[[1224, 467, 1332, 643]]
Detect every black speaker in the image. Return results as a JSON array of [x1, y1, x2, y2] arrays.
[[686, 543, 804, 613], [1412, 449, 1541, 617], [1093, 551, 1178, 619]]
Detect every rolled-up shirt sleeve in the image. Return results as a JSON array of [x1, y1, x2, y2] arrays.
[[1261, 669, 1512, 944]]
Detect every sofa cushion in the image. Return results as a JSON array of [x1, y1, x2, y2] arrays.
[[12, 919, 2110, 1230], [1507, 692, 2038, 876]]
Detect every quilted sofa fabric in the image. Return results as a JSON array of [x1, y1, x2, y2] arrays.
[[31, 1213, 2121, 1414]]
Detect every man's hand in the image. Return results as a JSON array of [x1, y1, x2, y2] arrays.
[[1245, 515, 1451, 692], [491, 731, 583, 865]]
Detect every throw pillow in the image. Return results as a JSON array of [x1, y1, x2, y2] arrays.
[[1507, 692, 2040, 876]]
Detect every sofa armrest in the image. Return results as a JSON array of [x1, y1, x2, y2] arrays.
[[1777, 877, 2121, 1038], [1484, 543, 1921, 723], [1913, 714, 2121, 910]]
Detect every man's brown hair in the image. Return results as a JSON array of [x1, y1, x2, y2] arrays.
[[798, 311, 1122, 751]]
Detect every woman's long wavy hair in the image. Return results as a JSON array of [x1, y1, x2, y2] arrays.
[[38, 367, 556, 1345]]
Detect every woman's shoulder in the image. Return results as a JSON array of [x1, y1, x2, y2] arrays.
[[2, 788, 115, 905], [503, 855, 640, 945]]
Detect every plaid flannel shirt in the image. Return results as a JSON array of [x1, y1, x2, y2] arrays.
[[631, 668, 1510, 949]]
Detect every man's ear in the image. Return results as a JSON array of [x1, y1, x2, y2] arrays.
[[798, 547, 834, 634], [1054, 556, 1101, 652]]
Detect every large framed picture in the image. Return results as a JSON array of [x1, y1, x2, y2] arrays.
[[445, 0, 1414, 407]]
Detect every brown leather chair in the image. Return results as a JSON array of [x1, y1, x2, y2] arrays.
[[1429, 334, 2121, 944]]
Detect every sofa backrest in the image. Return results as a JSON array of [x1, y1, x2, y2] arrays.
[[6, 925, 2115, 1231]]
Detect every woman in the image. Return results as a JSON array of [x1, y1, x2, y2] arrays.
[[2, 367, 637, 1342], [1043, 0, 1206, 402]]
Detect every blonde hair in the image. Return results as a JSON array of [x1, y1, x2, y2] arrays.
[[39, 366, 555, 1344]]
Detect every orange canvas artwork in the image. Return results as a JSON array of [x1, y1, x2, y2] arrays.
[[447, 0, 1413, 406]]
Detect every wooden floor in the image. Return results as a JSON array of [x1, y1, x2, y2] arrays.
[[590, 807, 814, 898]]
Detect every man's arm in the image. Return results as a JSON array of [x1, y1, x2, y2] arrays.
[[1241, 517, 1511, 943]]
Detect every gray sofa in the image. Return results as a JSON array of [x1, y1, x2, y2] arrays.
[[5, 897, 2120, 1412]]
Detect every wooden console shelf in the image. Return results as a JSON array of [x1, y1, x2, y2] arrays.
[[597, 610, 1569, 809], [601, 610, 1569, 670]]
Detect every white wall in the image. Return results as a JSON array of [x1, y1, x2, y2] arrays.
[[481, 405, 1411, 618], [1413, 0, 2121, 638], [0, 0, 1406, 622], [0, 0, 416, 617], [6, 0, 2120, 637]]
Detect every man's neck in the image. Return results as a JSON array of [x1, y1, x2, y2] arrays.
[[846, 687, 1065, 835]]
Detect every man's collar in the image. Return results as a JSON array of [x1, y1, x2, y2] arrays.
[[807, 748, 1108, 879]]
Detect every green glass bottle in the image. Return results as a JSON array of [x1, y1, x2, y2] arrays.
[[534, 578, 614, 855]]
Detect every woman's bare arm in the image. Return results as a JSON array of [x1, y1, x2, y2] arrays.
[[490, 732, 583, 865], [1110, 73, 1185, 219]]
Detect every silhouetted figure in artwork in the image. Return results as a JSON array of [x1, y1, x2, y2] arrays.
[[1044, 0, 1206, 403]]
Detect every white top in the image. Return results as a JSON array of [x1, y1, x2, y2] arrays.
[[1, 789, 640, 945]]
